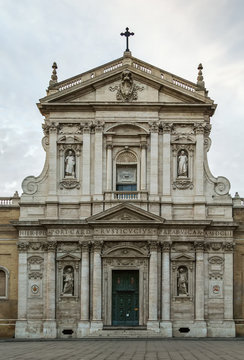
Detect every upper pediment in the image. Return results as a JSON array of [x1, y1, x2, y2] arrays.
[[86, 203, 165, 224], [38, 54, 215, 112]]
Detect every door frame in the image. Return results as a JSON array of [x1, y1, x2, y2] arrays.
[[112, 270, 139, 326], [102, 259, 149, 326]]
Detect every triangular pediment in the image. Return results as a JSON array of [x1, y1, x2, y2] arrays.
[[38, 54, 214, 112], [86, 203, 165, 224]]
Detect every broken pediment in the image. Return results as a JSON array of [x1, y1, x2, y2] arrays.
[[86, 203, 165, 224]]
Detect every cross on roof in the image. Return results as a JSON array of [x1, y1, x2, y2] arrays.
[[120, 27, 134, 52]]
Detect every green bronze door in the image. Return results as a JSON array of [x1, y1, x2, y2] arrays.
[[112, 270, 139, 326]]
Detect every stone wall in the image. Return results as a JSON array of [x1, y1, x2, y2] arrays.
[[0, 199, 19, 337], [233, 207, 244, 336]]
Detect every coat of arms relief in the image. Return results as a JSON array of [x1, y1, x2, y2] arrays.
[[110, 70, 144, 102]]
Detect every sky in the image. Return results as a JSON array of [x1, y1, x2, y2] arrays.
[[0, 0, 243, 197]]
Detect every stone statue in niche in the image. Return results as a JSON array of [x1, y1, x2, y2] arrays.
[[177, 266, 188, 296], [65, 150, 76, 177], [178, 150, 188, 177], [62, 266, 74, 296]]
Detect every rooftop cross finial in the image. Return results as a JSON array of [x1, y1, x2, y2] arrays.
[[49, 62, 58, 86], [197, 63, 205, 89], [120, 27, 134, 52]]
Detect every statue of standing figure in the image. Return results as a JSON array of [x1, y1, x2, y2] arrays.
[[177, 267, 188, 296], [178, 150, 188, 177], [65, 150, 76, 177], [62, 267, 74, 295]]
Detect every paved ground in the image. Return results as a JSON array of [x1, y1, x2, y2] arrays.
[[1, 339, 244, 360]]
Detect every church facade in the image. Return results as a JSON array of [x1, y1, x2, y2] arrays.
[[13, 51, 237, 338]]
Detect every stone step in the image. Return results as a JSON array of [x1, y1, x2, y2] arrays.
[[86, 328, 161, 338]]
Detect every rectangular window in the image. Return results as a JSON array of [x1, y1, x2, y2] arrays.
[[116, 165, 137, 191]]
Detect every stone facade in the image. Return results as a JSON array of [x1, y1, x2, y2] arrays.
[[9, 51, 241, 338]]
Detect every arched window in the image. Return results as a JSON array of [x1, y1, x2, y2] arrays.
[[0, 267, 9, 299], [116, 151, 137, 191]]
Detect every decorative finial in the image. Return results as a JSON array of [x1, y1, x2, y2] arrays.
[[197, 63, 205, 89], [120, 27, 134, 52], [49, 62, 58, 86]]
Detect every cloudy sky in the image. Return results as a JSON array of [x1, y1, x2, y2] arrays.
[[0, 0, 243, 197]]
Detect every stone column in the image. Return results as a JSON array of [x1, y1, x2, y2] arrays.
[[140, 137, 147, 191], [194, 124, 204, 196], [147, 241, 159, 332], [194, 124, 205, 218], [194, 241, 207, 336], [43, 241, 57, 338], [162, 123, 172, 196], [221, 242, 235, 336], [106, 144, 112, 191], [15, 242, 29, 338], [161, 123, 172, 218], [77, 242, 90, 336], [94, 122, 103, 202], [195, 242, 205, 320], [149, 122, 159, 200], [160, 242, 172, 336], [48, 123, 58, 197], [47, 123, 58, 218], [82, 124, 91, 199], [90, 241, 103, 332], [224, 243, 234, 320]]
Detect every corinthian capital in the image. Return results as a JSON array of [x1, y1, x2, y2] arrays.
[[149, 121, 159, 133], [161, 122, 173, 134], [92, 240, 103, 252], [17, 241, 29, 252]]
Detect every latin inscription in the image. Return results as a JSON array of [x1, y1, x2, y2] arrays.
[[19, 230, 46, 237], [94, 228, 157, 235], [47, 229, 91, 236], [159, 229, 204, 236], [205, 230, 233, 237]]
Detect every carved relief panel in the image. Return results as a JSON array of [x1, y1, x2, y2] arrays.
[[27, 256, 44, 298], [208, 256, 224, 299]]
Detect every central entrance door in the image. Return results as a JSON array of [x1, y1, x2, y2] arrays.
[[112, 270, 139, 326]]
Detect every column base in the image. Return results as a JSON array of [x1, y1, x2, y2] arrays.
[[160, 321, 172, 337], [207, 320, 236, 337], [147, 320, 160, 333], [15, 320, 44, 338], [15, 320, 28, 338], [77, 320, 90, 337], [43, 320, 57, 338], [173, 320, 207, 337], [90, 320, 103, 334]]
